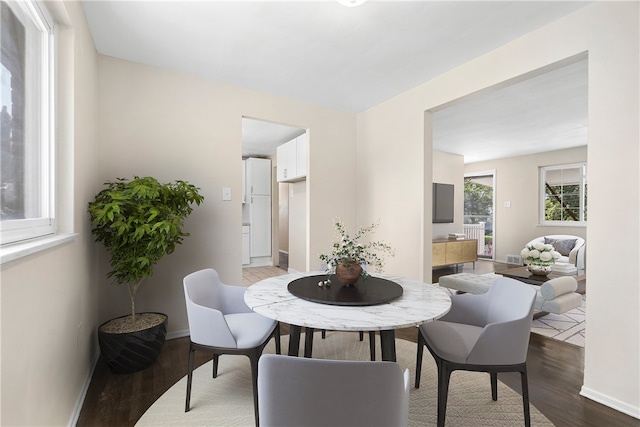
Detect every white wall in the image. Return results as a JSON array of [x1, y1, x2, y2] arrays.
[[432, 151, 465, 239], [465, 146, 587, 263], [96, 56, 357, 334], [0, 2, 100, 425], [288, 181, 308, 272], [356, 97, 428, 280], [356, 2, 639, 418]]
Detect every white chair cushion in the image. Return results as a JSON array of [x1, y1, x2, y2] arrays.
[[225, 313, 277, 349], [540, 276, 577, 299], [439, 273, 493, 294], [420, 321, 484, 364], [539, 292, 583, 314]]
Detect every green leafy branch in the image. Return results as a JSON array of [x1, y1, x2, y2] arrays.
[[88, 177, 204, 320]]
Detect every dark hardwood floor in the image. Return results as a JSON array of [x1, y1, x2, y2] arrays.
[[77, 262, 639, 427]]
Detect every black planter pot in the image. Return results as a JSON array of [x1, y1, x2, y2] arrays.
[[98, 312, 168, 374]]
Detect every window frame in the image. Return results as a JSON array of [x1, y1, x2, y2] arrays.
[[539, 162, 587, 226], [1, 0, 56, 245]]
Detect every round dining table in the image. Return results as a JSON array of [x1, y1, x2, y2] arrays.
[[244, 271, 452, 362]]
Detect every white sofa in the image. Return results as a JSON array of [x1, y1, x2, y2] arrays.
[[525, 234, 585, 271], [439, 273, 583, 316]]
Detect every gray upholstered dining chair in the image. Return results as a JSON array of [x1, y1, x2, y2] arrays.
[[183, 268, 280, 426], [258, 354, 410, 427], [415, 276, 536, 427]]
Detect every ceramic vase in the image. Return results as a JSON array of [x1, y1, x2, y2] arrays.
[[527, 263, 552, 276], [335, 259, 363, 286]]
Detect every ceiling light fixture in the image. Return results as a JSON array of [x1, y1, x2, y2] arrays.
[[336, 0, 367, 7]]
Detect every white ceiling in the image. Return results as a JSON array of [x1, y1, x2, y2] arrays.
[[82, 0, 590, 161], [242, 118, 306, 158]]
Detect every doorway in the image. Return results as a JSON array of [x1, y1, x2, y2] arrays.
[[242, 117, 305, 269], [463, 172, 495, 260]]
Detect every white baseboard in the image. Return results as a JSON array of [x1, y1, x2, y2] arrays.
[[248, 256, 272, 267], [580, 385, 640, 419], [68, 347, 101, 427], [167, 328, 190, 340]]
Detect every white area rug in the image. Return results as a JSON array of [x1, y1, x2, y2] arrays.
[[137, 332, 553, 427], [440, 273, 586, 347]]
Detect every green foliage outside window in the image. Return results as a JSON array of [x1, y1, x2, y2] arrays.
[[463, 180, 493, 224], [541, 163, 587, 224]]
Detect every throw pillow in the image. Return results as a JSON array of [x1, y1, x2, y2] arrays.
[[544, 237, 577, 257]]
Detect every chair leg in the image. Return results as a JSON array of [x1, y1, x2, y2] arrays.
[[436, 359, 453, 427], [490, 371, 498, 401], [249, 350, 261, 427], [321, 329, 326, 339], [359, 331, 364, 341], [520, 367, 531, 427], [274, 322, 281, 355], [212, 354, 219, 378], [415, 330, 425, 388], [369, 331, 376, 361], [185, 346, 195, 412]]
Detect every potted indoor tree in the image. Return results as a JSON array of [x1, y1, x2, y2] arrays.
[[88, 176, 204, 374]]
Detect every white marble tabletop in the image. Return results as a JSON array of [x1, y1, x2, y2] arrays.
[[244, 271, 452, 331]]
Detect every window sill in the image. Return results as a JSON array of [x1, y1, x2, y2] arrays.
[[0, 233, 78, 265], [538, 222, 587, 228]]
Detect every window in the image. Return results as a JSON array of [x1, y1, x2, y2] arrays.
[[1, 0, 55, 245], [540, 163, 587, 225], [464, 172, 494, 259]]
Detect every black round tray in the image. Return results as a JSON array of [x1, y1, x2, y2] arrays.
[[287, 275, 403, 306]]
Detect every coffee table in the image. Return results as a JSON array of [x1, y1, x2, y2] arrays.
[[500, 266, 586, 294]]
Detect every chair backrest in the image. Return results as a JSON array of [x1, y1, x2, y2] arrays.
[[485, 277, 536, 324], [468, 277, 536, 365], [183, 268, 237, 348], [183, 268, 225, 310], [258, 354, 409, 427]]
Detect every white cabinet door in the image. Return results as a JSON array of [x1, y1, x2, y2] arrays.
[[276, 140, 297, 182], [249, 195, 272, 257], [276, 143, 288, 182], [277, 133, 307, 182], [247, 158, 271, 195]]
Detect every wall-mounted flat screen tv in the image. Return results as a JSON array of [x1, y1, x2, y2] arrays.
[[433, 183, 454, 223]]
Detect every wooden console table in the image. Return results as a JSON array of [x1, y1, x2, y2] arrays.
[[432, 238, 478, 269]]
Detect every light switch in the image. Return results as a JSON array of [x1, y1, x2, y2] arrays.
[[222, 187, 232, 201], [504, 201, 511, 208]]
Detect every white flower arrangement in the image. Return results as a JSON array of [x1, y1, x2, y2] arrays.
[[319, 219, 395, 278], [520, 242, 561, 266]]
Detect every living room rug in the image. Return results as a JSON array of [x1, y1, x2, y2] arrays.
[[477, 272, 586, 347], [136, 332, 553, 427]]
